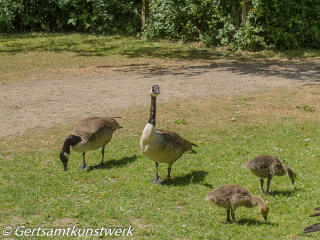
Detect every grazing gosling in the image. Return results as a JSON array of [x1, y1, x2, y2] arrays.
[[206, 184, 269, 222], [59, 117, 122, 171], [243, 155, 296, 193], [304, 207, 320, 233], [140, 85, 197, 184]]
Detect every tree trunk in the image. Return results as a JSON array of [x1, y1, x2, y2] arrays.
[[142, 0, 150, 29], [242, 0, 249, 23]]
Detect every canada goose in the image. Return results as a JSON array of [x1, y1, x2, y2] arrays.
[[206, 184, 269, 222], [304, 207, 320, 233], [140, 85, 197, 184], [59, 117, 122, 171], [242, 155, 296, 193]]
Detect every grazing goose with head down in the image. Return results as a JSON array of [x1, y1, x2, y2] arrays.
[[140, 85, 197, 184], [59, 117, 122, 171], [243, 155, 296, 193], [206, 184, 269, 222]]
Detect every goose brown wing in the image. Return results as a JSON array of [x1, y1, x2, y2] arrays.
[[73, 117, 113, 140], [155, 129, 196, 152]]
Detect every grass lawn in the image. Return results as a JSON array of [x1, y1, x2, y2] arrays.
[[1, 82, 320, 239], [1, 33, 320, 84]]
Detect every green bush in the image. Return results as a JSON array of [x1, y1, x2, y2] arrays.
[[144, 0, 320, 50], [0, 0, 141, 34]]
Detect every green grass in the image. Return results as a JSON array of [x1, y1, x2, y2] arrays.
[[1, 86, 320, 239], [1, 33, 320, 84]]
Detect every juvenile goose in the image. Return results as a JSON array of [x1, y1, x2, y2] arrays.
[[304, 207, 320, 233], [140, 85, 197, 184], [59, 117, 122, 171], [243, 155, 296, 193], [206, 184, 269, 222]]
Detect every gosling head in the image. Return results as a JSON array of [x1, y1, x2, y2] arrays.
[[259, 204, 269, 221], [59, 151, 69, 171], [150, 85, 160, 97], [286, 166, 296, 185], [110, 118, 123, 130]]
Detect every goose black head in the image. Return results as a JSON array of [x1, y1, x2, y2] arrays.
[[59, 135, 81, 171], [151, 85, 160, 97], [59, 151, 69, 171]]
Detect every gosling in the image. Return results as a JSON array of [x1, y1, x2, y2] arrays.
[[206, 184, 269, 222], [243, 155, 296, 193]]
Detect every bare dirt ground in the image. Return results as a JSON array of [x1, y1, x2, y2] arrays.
[[1, 58, 319, 138]]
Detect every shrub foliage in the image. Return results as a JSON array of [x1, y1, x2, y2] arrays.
[[0, 0, 141, 34], [1, 0, 319, 50], [144, 0, 320, 50]]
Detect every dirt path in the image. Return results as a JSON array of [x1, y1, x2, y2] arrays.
[[1, 59, 319, 138]]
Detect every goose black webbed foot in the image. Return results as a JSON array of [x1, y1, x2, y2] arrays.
[[80, 164, 87, 169], [152, 176, 164, 185]]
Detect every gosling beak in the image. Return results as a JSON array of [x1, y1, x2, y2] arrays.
[[292, 180, 294, 185], [263, 215, 267, 221]]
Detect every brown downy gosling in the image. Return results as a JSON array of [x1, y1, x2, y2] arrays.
[[59, 117, 122, 171], [206, 184, 269, 222], [304, 207, 320, 233], [242, 155, 296, 193]]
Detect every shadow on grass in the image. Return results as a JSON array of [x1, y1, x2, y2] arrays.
[[236, 218, 276, 226], [2, 33, 320, 85], [165, 170, 212, 187], [87, 154, 137, 171], [268, 188, 300, 197]]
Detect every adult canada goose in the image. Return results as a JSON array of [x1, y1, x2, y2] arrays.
[[206, 184, 269, 222], [59, 117, 122, 171], [140, 85, 197, 184], [242, 155, 296, 193], [304, 207, 320, 233]]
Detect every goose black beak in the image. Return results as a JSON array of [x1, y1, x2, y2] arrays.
[[63, 162, 67, 171]]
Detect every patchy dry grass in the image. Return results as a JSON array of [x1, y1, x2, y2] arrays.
[[1, 33, 319, 84], [0, 85, 320, 239]]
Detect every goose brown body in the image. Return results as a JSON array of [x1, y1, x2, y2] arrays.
[[243, 155, 296, 193], [72, 117, 120, 153], [140, 85, 197, 184], [59, 117, 122, 171], [206, 184, 269, 222], [141, 126, 196, 166]]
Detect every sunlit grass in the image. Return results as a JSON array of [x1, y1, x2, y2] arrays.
[[1, 33, 319, 84], [1, 86, 320, 239]]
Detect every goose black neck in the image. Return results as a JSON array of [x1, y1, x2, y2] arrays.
[[148, 96, 157, 125], [62, 135, 82, 154]]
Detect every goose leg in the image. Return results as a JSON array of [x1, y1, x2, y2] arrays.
[[80, 152, 87, 169], [165, 167, 172, 181], [98, 146, 105, 167], [152, 162, 163, 184], [260, 179, 265, 192], [231, 209, 236, 221], [227, 209, 231, 222], [266, 178, 271, 194]]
